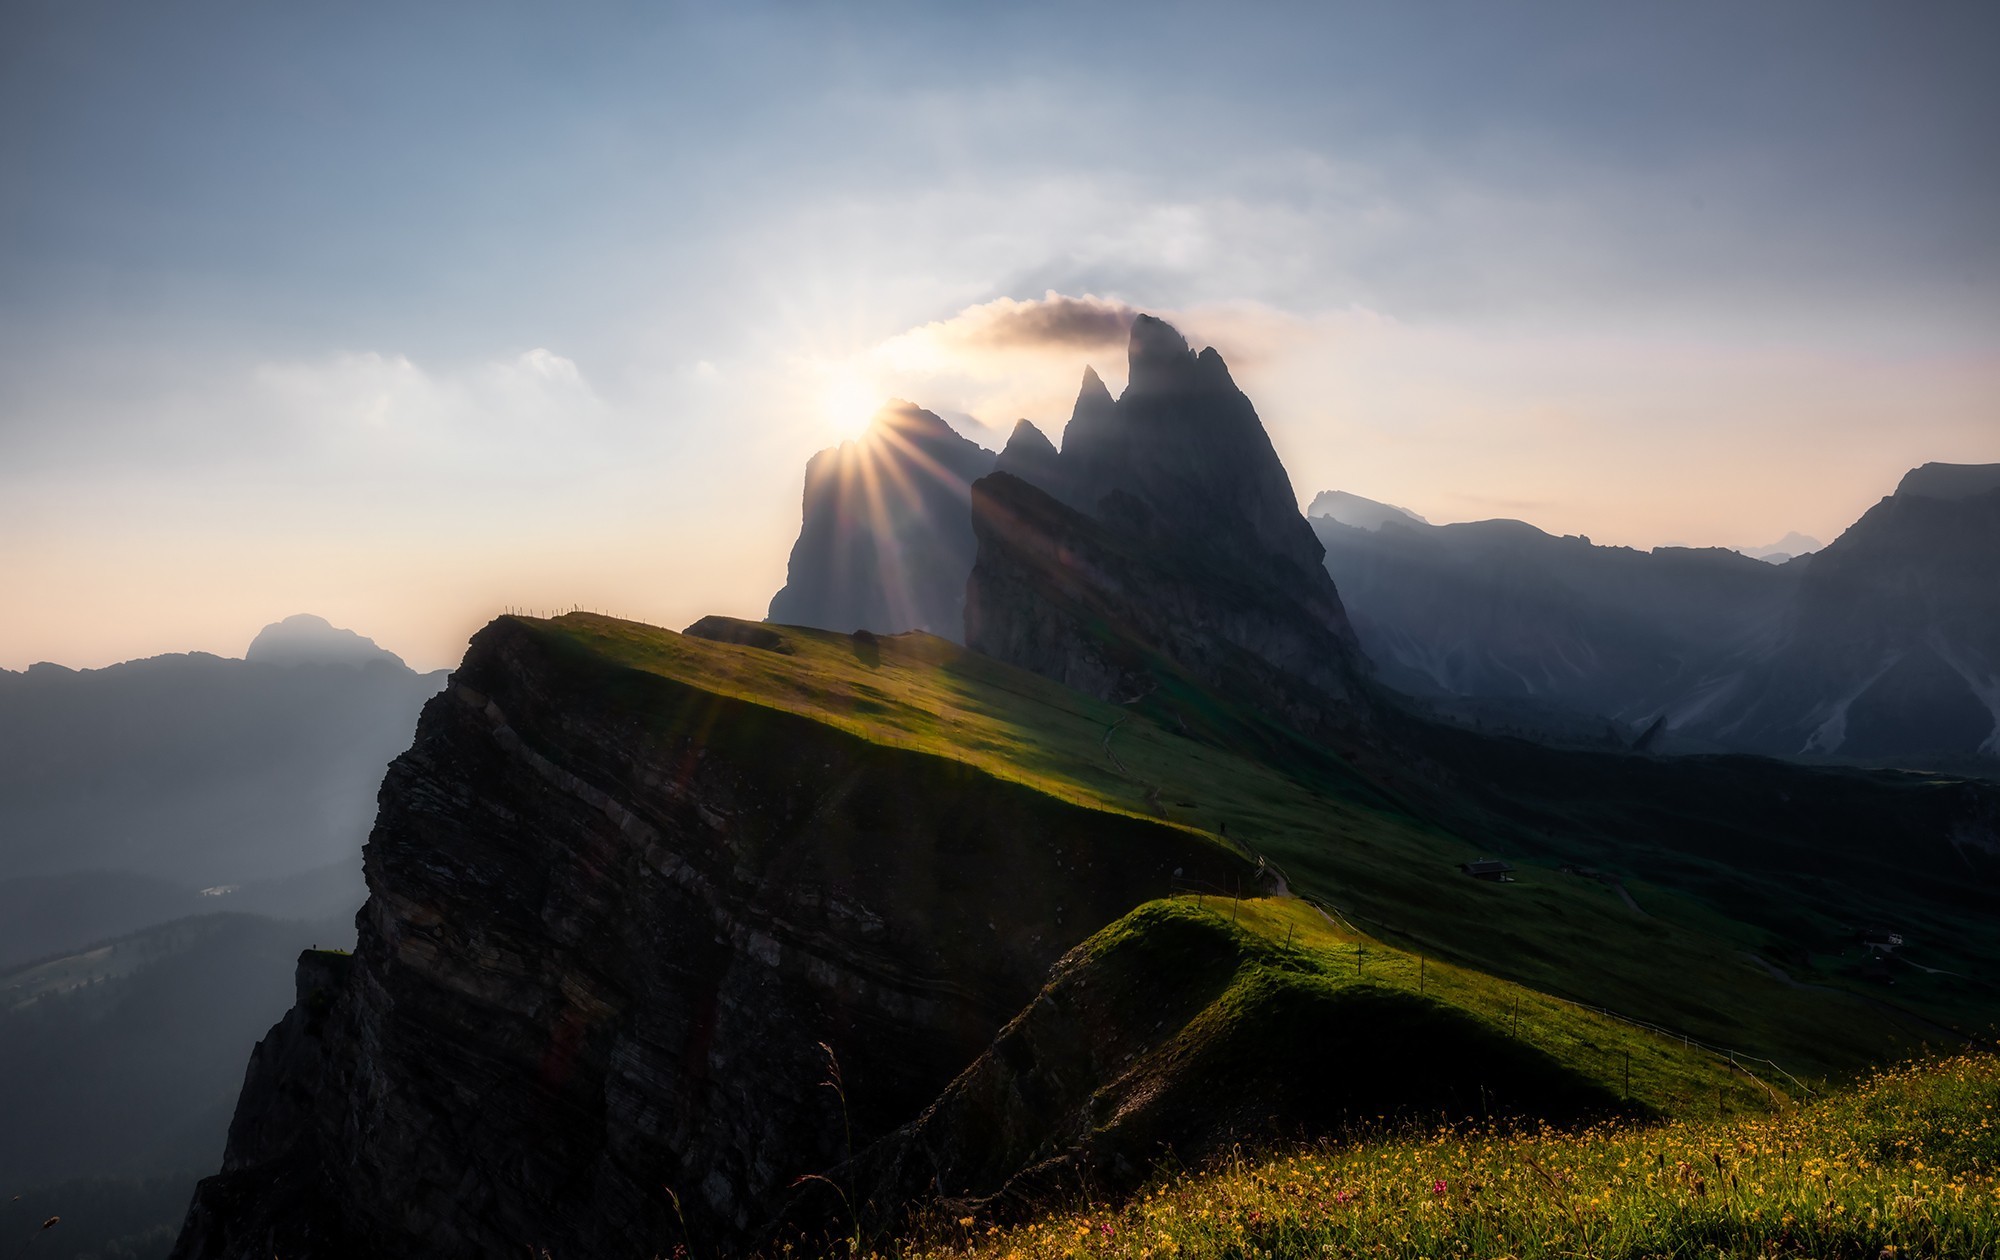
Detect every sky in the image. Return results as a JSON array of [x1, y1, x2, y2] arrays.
[[3, 1, 1995, 671]]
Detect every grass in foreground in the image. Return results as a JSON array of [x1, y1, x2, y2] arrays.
[[886, 1053, 2000, 1260]]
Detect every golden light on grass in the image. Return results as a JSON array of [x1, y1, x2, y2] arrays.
[[877, 1053, 2000, 1260]]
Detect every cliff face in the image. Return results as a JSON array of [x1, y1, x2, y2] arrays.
[[965, 317, 1370, 729], [173, 616, 1247, 1260], [1053, 318, 1343, 629], [768, 403, 997, 640], [966, 473, 1366, 731], [765, 317, 1368, 722], [1686, 477, 2000, 760]]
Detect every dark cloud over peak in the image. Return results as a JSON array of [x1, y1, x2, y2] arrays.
[[924, 292, 1139, 353]]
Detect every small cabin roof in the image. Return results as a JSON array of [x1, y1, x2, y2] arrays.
[[1461, 859, 1514, 875]]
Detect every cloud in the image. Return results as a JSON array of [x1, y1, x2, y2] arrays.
[[249, 347, 603, 467], [873, 292, 1137, 373], [837, 293, 1370, 444], [938, 291, 1139, 351]]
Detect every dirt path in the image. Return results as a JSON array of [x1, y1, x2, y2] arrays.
[[1101, 716, 1132, 776], [1744, 952, 1976, 1047], [1606, 877, 1647, 917]]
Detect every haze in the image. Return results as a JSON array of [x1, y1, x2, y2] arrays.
[[3, 1, 1995, 671]]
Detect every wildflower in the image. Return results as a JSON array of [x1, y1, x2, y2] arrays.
[[1431, 1179, 1447, 1196]]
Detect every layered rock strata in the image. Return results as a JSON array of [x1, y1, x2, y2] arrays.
[[173, 616, 1246, 1259]]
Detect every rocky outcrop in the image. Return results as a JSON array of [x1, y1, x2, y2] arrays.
[[967, 473, 1367, 731], [965, 317, 1370, 730], [993, 419, 1062, 492], [1050, 318, 1344, 620], [173, 615, 1248, 1260], [768, 403, 997, 640], [764, 317, 1369, 718]]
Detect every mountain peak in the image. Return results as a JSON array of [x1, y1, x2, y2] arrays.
[[861, 400, 960, 447], [767, 401, 1000, 639], [1077, 364, 1113, 407], [1309, 490, 1430, 531], [968, 310, 1369, 729], [246, 614, 405, 670], [1125, 314, 1198, 395], [1894, 462, 2000, 502], [996, 419, 1062, 491]]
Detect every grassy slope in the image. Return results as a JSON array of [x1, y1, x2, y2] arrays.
[[1159, 897, 1777, 1119], [1048, 898, 1773, 1134], [880, 1052, 2000, 1260], [525, 614, 1930, 1089], [1407, 723, 2000, 1036]]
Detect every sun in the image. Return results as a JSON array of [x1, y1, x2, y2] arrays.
[[817, 363, 885, 439]]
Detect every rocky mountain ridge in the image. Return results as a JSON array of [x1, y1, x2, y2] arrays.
[[1314, 463, 2000, 766], [772, 316, 1372, 734]]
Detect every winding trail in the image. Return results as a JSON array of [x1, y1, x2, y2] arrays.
[[1100, 716, 1133, 776], [1606, 877, 1647, 917], [1743, 951, 1975, 1047]]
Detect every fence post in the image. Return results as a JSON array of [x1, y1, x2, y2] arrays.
[[1624, 1049, 1631, 1100]]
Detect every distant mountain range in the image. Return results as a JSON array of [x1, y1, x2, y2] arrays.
[[1313, 461, 1999, 768], [0, 617, 444, 888], [0, 614, 436, 975], [0, 615, 431, 1257], [1738, 530, 1823, 564], [769, 391, 1994, 770]]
